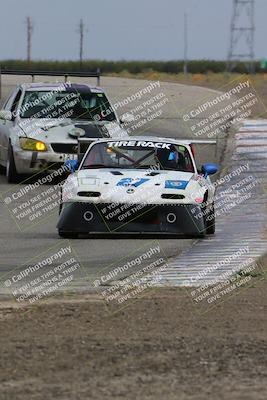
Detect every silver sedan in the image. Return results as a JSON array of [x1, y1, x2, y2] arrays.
[[0, 82, 129, 183]]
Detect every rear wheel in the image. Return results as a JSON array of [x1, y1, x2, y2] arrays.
[[6, 144, 20, 183]]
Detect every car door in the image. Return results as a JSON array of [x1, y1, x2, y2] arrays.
[[0, 89, 22, 165], [0, 91, 15, 164]]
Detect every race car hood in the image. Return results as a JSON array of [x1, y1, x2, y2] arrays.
[[18, 119, 128, 144], [63, 168, 203, 205]]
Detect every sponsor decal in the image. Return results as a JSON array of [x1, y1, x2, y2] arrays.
[[108, 141, 171, 149], [164, 180, 189, 190], [117, 178, 149, 187]]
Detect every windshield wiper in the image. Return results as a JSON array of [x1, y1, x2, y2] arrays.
[[136, 165, 158, 169]]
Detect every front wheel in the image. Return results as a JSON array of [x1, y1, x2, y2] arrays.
[[59, 189, 63, 215], [205, 203, 215, 235], [58, 230, 79, 239], [6, 144, 20, 183]]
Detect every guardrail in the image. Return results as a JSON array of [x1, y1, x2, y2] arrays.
[[0, 68, 101, 98]]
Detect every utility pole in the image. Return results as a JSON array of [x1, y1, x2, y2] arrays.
[[183, 13, 188, 76], [79, 18, 84, 70], [26, 16, 33, 69], [227, 0, 255, 74]]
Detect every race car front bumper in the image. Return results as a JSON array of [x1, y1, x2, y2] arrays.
[[57, 202, 206, 236], [13, 147, 76, 175]]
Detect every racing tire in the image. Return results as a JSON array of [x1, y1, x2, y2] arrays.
[[205, 203, 215, 235], [59, 190, 63, 215], [6, 144, 20, 183], [0, 164, 5, 175], [58, 230, 79, 239]]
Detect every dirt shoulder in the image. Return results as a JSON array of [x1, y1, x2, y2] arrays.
[[107, 71, 267, 118], [0, 256, 266, 400]]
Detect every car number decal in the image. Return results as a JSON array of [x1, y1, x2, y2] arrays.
[[117, 178, 149, 187]]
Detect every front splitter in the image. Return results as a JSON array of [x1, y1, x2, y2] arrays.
[[57, 202, 205, 236]]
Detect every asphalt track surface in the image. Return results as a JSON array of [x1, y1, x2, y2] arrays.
[[0, 76, 222, 295]]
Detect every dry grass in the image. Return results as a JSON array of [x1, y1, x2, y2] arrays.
[[107, 71, 267, 117]]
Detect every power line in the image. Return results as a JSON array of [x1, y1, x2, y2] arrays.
[[227, 0, 255, 74], [183, 13, 188, 76], [78, 19, 85, 70]]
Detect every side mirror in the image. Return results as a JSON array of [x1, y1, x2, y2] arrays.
[[65, 159, 79, 173], [120, 113, 135, 124], [0, 110, 12, 121], [202, 163, 219, 178]]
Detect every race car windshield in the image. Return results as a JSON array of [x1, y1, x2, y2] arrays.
[[82, 141, 195, 172], [19, 90, 116, 122]]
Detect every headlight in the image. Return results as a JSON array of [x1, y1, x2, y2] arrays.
[[19, 138, 47, 152]]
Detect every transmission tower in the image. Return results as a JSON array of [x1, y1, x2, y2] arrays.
[[26, 16, 33, 68], [227, 0, 255, 73]]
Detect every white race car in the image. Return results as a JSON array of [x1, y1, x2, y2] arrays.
[[0, 82, 129, 182], [57, 137, 219, 238]]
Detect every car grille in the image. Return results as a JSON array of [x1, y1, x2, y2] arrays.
[[77, 191, 101, 198], [51, 143, 91, 154], [161, 194, 185, 199]]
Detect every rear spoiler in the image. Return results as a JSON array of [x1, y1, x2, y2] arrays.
[[0, 67, 101, 98], [181, 140, 217, 145], [187, 140, 217, 158]]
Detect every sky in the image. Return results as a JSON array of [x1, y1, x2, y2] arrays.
[[0, 0, 266, 61]]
